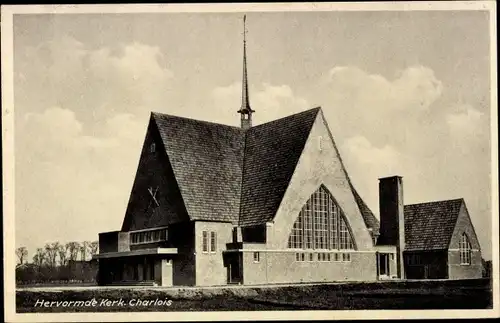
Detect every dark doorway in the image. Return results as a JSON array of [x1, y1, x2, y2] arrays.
[[225, 253, 242, 284], [379, 253, 390, 276]]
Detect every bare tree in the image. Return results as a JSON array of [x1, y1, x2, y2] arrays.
[[44, 242, 60, 268], [67, 242, 80, 263], [88, 241, 99, 258], [33, 248, 45, 268], [80, 241, 91, 261], [16, 247, 28, 266], [58, 244, 70, 266]]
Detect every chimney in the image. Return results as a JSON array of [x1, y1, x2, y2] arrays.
[[379, 176, 405, 279]]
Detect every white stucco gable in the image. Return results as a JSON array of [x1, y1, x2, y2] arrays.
[[268, 108, 374, 251]]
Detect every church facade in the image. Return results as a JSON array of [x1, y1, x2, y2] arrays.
[[93, 17, 482, 286], [93, 107, 483, 286]]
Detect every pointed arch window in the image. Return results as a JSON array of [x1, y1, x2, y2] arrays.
[[287, 186, 355, 250], [459, 233, 471, 265]]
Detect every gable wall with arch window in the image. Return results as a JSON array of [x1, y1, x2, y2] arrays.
[[268, 110, 374, 252], [447, 203, 483, 279], [241, 111, 378, 284]]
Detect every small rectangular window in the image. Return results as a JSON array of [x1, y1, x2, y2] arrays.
[[327, 253, 331, 262], [301, 253, 305, 262], [150, 143, 156, 153], [210, 231, 217, 253], [309, 253, 313, 262], [295, 253, 300, 261], [202, 231, 208, 253], [342, 253, 351, 262], [334, 253, 339, 262], [318, 136, 323, 151], [253, 252, 260, 263]]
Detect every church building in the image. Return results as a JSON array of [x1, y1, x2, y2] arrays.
[[93, 17, 483, 286]]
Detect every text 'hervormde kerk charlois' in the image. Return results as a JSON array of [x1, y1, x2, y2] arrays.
[[33, 298, 173, 308]]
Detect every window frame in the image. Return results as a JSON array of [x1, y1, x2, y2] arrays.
[[459, 233, 471, 265], [286, 185, 356, 252], [202, 231, 209, 253], [130, 227, 168, 245], [210, 231, 217, 253], [253, 252, 260, 263]]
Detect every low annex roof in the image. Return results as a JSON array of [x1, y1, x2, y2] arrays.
[[404, 198, 464, 251]]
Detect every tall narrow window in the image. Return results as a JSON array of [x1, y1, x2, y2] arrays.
[[304, 200, 313, 249], [202, 231, 209, 253], [210, 231, 217, 253], [286, 185, 356, 251], [459, 233, 471, 265], [318, 136, 323, 151], [150, 143, 156, 153], [253, 252, 260, 263], [339, 217, 354, 250]]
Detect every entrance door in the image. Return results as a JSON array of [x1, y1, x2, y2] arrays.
[[143, 258, 155, 281], [379, 253, 389, 276], [227, 253, 242, 284]]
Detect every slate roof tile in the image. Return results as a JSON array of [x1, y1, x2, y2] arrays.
[[404, 198, 463, 251], [239, 108, 320, 226], [350, 185, 380, 236]]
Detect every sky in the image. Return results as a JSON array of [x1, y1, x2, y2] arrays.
[[12, 9, 494, 260]]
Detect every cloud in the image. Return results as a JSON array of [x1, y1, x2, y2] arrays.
[[209, 82, 310, 126], [327, 65, 443, 112], [446, 104, 485, 138], [16, 37, 174, 129], [318, 65, 446, 155], [342, 135, 403, 175], [341, 136, 408, 215], [15, 107, 147, 255]]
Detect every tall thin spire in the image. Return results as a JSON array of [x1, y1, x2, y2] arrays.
[[237, 14, 254, 130]]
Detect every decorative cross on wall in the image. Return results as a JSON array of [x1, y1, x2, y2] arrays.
[[148, 186, 160, 208]]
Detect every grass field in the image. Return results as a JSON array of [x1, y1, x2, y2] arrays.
[[16, 278, 492, 312]]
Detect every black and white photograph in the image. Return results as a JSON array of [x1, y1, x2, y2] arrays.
[[1, 2, 498, 321]]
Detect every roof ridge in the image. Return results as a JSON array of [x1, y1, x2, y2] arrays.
[[152, 107, 322, 133], [249, 107, 322, 130], [404, 198, 464, 207], [151, 111, 244, 131]]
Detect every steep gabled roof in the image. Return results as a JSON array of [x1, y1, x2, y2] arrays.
[[239, 107, 320, 225], [149, 107, 377, 231], [404, 198, 464, 251], [350, 185, 380, 236], [153, 113, 245, 223]]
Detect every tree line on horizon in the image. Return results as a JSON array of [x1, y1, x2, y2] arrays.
[[15, 241, 99, 285]]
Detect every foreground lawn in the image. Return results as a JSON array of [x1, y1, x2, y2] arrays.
[[16, 279, 492, 312]]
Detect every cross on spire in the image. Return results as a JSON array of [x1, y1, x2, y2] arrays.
[[237, 14, 254, 130]]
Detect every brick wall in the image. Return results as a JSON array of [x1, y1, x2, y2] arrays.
[[117, 232, 130, 252], [243, 251, 377, 285], [448, 203, 482, 279], [169, 222, 196, 286], [98, 231, 119, 253], [194, 221, 233, 286], [448, 250, 482, 279]]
